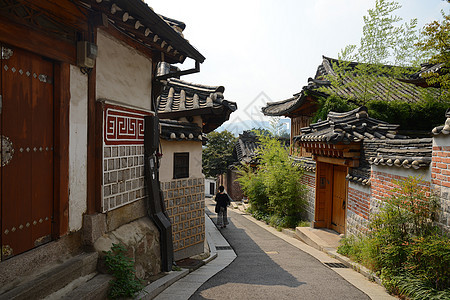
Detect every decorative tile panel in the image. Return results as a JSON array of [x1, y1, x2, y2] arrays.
[[104, 104, 147, 145], [102, 104, 151, 212], [161, 177, 205, 252]]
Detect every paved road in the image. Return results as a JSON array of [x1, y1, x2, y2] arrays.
[[190, 205, 370, 300]]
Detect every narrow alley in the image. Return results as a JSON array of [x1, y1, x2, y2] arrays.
[[154, 198, 393, 300]]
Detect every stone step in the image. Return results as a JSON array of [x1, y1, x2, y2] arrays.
[[0, 252, 98, 300], [60, 273, 112, 300], [295, 227, 342, 252]]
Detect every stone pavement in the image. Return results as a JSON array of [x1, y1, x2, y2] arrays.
[[141, 198, 394, 299]]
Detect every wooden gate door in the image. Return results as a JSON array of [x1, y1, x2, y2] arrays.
[[1, 44, 54, 260], [331, 165, 347, 234]]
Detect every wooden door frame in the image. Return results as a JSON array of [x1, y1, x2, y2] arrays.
[[313, 161, 348, 234], [0, 18, 73, 240]]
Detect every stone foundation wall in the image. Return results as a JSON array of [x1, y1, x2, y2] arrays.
[[161, 177, 205, 260], [94, 217, 161, 279]]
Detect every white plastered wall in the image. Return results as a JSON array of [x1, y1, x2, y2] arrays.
[[95, 28, 152, 110], [69, 65, 88, 231], [159, 140, 203, 182]]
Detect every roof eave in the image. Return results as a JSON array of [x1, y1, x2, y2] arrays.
[[115, 0, 205, 63]]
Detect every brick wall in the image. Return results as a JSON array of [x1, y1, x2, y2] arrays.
[[161, 177, 205, 259], [370, 170, 431, 216], [227, 169, 244, 201], [103, 145, 146, 211], [347, 187, 370, 220], [346, 183, 370, 236], [431, 142, 450, 232]]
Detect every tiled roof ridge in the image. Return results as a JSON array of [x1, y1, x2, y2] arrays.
[[264, 96, 298, 106], [321, 56, 417, 75], [346, 174, 371, 186], [296, 106, 406, 144], [261, 94, 307, 116], [158, 14, 186, 33], [432, 108, 450, 135], [160, 119, 203, 141], [167, 78, 225, 95], [292, 156, 316, 172]]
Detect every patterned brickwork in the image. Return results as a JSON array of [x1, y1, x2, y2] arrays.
[[346, 185, 370, 236], [347, 187, 370, 220], [431, 145, 450, 232], [161, 177, 205, 252], [300, 173, 315, 188], [103, 145, 145, 212], [370, 170, 430, 215], [431, 146, 450, 188]]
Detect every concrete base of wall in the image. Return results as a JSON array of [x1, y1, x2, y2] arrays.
[[174, 242, 204, 261], [82, 213, 106, 246]]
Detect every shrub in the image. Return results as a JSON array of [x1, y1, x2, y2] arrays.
[[236, 164, 269, 213], [337, 177, 448, 298], [236, 131, 308, 230], [406, 235, 450, 291]]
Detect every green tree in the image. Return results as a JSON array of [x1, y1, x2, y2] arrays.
[[315, 0, 449, 130], [258, 133, 306, 217], [416, 10, 450, 89], [237, 131, 307, 225], [202, 130, 237, 178]]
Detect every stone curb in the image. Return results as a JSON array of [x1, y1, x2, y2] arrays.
[[137, 269, 189, 299]]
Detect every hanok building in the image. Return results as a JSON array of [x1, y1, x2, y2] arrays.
[[0, 0, 231, 297], [262, 56, 449, 236], [156, 78, 236, 260]]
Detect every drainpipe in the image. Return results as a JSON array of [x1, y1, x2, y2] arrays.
[[144, 115, 173, 272], [145, 59, 201, 272]]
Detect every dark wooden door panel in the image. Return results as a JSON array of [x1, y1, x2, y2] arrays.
[[1, 44, 54, 260]]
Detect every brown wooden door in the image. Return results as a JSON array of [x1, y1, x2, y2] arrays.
[[331, 165, 347, 234], [314, 161, 332, 228], [1, 44, 54, 260]]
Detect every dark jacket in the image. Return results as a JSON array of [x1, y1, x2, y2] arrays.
[[215, 192, 230, 208]]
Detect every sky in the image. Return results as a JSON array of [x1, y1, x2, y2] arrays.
[[146, 0, 449, 131]]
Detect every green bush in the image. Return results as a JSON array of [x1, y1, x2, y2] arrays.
[[236, 164, 269, 213], [236, 131, 308, 229], [406, 235, 450, 291], [337, 177, 449, 298]]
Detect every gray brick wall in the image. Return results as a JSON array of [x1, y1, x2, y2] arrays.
[[103, 145, 146, 212]]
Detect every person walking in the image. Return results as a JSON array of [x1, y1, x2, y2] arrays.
[[214, 185, 231, 228]]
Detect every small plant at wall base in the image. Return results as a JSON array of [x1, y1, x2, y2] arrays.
[[104, 243, 144, 299], [337, 176, 450, 299]]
